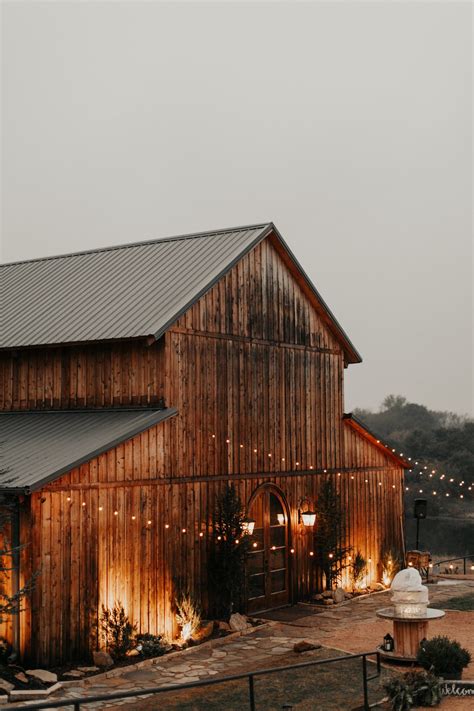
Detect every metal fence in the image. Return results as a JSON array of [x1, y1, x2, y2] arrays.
[[433, 554, 474, 575], [6, 650, 381, 711]]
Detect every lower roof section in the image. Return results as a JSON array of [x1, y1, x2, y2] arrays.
[[343, 413, 412, 469], [0, 407, 177, 493]]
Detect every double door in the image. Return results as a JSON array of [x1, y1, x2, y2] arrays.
[[246, 489, 289, 612]]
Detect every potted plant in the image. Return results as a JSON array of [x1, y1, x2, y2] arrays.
[[417, 636, 471, 680]]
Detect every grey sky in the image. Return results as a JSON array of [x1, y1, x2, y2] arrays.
[[1, 1, 472, 416]]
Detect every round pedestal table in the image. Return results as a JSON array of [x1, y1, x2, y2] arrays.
[[376, 607, 445, 662]]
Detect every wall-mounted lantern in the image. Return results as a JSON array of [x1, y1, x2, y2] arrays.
[[242, 517, 256, 535], [298, 498, 316, 527], [383, 633, 394, 652]]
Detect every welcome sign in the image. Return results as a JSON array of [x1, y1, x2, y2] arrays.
[[440, 681, 474, 697]]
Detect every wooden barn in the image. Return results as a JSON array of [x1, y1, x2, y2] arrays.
[[0, 223, 409, 664]]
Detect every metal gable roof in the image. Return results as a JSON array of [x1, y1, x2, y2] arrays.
[[1, 224, 271, 349], [0, 408, 177, 492], [0, 222, 362, 362]]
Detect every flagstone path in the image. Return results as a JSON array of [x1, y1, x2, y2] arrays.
[[5, 580, 473, 709]]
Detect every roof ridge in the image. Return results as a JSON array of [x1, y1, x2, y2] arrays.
[[0, 223, 272, 268]]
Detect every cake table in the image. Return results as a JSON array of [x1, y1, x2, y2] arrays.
[[376, 607, 445, 662]]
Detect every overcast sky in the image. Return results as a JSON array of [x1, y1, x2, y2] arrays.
[[1, 1, 472, 416]]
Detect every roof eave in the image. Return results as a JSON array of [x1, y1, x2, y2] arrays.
[[268, 225, 362, 365], [343, 413, 412, 468]]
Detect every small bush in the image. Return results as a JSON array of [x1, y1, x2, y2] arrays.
[[417, 635, 471, 677], [175, 592, 201, 642], [100, 601, 137, 660], [385, 671, 441, 710], [136, 633, 166, 658], [350, 550, 367, 590], [384, 678, 413, 711]]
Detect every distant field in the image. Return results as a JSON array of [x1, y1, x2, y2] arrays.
[[405, 516, 474, 558]]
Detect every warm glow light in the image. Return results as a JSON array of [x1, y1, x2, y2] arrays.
[[351, 475, 354, 480], [114, 510, 118, 515], [98, 506, 103, 511], [131, 515, 136, 520], [235, 539, 240, 545], [147, 520, 151, 525], [296, 462, 300, 466], [408, 562, 413, 566], [253, 542, 258, 548], [217, 535, 222, 541], [277, 513, 285, 525], [165, 524, 169, 529], [268, 453, 272, 458], [226, 439, 230, 444], [328, 553, 333, 559], [290, 548, 295, 554], [309, 551, 314, 556], [67, 497, 71, 502], [281, 457, 285, 462], [300, 510, 316, 527], [199, 532, 204, 537], [253, 448, 257, 453], [82, 502, 86, 507], [242, 518, 256, 535], [182, 528, 187, 533]]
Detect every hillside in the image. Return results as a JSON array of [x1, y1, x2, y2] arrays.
[[354, 396, 474, 556]]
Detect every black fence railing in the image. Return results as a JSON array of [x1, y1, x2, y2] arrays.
[[432, 554, 474, 575], [5, 650, 381, 711]]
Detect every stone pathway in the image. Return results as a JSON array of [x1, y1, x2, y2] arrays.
[[5, 580, 473, 709]]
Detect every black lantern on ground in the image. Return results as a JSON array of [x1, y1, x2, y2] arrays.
[[383, 633, 394, 652]]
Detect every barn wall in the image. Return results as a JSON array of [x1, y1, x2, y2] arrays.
[[22, 426, 405, 664], [0, 340, 166, 411]]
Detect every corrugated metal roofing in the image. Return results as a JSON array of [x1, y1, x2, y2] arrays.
[[0, 224, 272, 349], [0, 408, 177, 492]]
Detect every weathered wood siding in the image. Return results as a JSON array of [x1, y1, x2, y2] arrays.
[[0, 340, 166, 411]]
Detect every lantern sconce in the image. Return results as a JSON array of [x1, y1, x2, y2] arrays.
[[242, 517, 256, 536], [298, 498, 316, 527]]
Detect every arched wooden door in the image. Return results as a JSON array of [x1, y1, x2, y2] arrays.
[[246, 488, 290, 612]]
